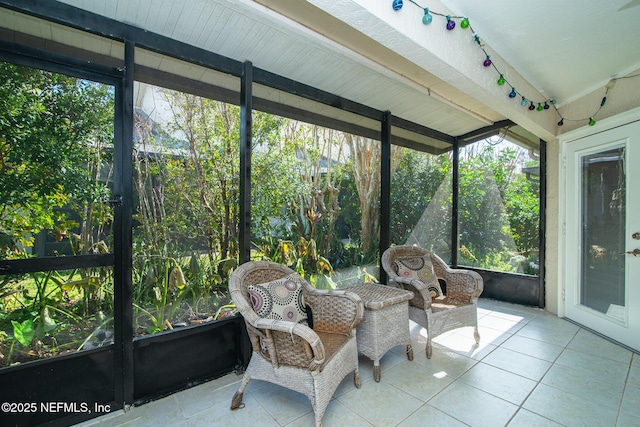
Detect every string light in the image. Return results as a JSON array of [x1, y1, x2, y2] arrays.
[[422, 8, 432, 25], [446, 15, 455, 30], [390, 0, 640, 127]]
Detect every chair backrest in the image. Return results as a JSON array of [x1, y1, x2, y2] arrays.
[[230, 261, 291, 319], [382, 245, 452, 281], [383, 245, 484, 303], [229, 261, 321, 368], [229, 261, 314, 323]]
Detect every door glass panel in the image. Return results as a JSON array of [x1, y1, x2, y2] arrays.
[[580, 147, 626, 320], [0, 62, 115, 365]]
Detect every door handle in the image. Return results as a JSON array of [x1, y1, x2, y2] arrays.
[[621, 248, 640, 257]]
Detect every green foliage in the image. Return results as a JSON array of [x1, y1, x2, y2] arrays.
[[251, 119, 309, 241], [251, 120, 373, 277], [11, 319, 34, 347], [0, 62, 116, 364], [457, 143, 540, 272], [389, 142, 540, 274], [390, 149, 451, 250], [0, 62, 114, 246], [505, 174, 540, 253], [254, 237, 333, 279], [130, 90, 251, 336]]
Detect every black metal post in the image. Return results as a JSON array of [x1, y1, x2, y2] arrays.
[[116, 39, 135, 406], [379, 111, 392, 283], [451, 138, 460, 267], [538, 139, 547, 308], [239, 61, 253, 264]]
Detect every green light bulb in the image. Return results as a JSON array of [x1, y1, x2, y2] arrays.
[[497, 75, 505, 85], [589, 118, 596, 126], [461, 18, 470, 29]]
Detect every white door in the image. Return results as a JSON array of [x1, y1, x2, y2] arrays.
[[564, 120, 640, 352]]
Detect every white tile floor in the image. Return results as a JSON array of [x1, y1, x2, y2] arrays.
[[77, 299, 640, 427]]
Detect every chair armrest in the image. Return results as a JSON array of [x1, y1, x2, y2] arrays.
[[248, 318, 327, 371], [390, 276, 433, 309], [436, 267, 483, 300], [303, 289, 364, 335]]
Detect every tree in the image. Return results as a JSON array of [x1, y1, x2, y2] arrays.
[[252, 120, 350, 274], [344, 134, 381, 256], [135, 91, 245, 263], [390, 148, 450, 248], [0, 62, 114, 253], [457, 142, 539, 270], [505, 169, 540, 255]]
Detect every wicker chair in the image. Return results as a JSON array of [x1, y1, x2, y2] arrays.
[[381, 245, 483, 358], [229, 261, 364, 427]]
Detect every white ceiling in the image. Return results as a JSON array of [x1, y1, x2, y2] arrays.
[[3, 0, 640, 145], [442, 0, 640, 106]]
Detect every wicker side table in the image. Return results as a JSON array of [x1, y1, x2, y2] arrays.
[[346, 283, 414, 382]]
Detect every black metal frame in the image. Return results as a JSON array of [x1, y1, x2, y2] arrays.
[[451, 138, 461, 267], [380, 111, 392, 284], [239, 61, 253, 264], [539, 139, 547, 308], [117, 39, 135, 406], [0, 1, 547, 425], [0, 38, 126, 427]]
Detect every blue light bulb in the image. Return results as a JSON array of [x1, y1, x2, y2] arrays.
[[422, 8, 432, 25]]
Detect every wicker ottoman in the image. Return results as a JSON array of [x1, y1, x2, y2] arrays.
[[346, 283, 414, 382]]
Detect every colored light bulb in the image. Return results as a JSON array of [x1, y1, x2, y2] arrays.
[[392, 0, 403, 11], [483, 55, 492, 67], [544, 102, 550, 110], [422, 8, 432, 25], [521, 96, 528, 106], [537, 103, 543, 111], [589, 118, 596, 126], [461, 18, 470, 29], [497, 75, 505, 85], [557, 118, 564, 126], [446, 16, 455, 30], [529, 102, 535, 111], [550, 99, 557, 105], [509, 88, 517, 98]]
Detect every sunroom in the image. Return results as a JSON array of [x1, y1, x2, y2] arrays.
[[0, 1, 639, 426]]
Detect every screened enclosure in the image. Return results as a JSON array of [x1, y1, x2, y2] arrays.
[[0, 2, 544, 426]]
